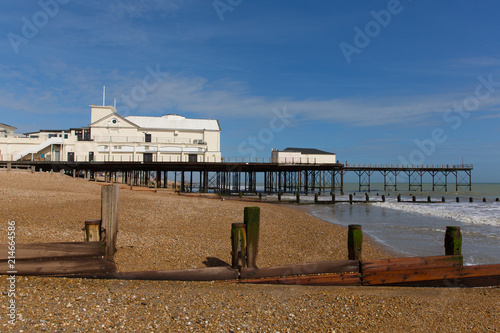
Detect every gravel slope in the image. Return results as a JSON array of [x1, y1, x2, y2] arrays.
[[0, 171, 498, 332]]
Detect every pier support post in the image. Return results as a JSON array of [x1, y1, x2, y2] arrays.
[[444, 226, 462, 257], [245, 207, 260, 269], [102, 185, 119, 262], [231, 223, 247, 269], [348, 225, 363, 261]]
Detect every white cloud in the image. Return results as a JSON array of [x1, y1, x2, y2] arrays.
[[108, 0, 185, 18], [125, 71, 500, 126], [2, 62, 500, 129], [452, 56, 500, 68]]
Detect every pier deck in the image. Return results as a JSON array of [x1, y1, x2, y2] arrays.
[[0, 161, 473, 193]]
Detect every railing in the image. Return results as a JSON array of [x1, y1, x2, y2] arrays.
[[344, 163, 473, 169], [91, 136, 198, 144]]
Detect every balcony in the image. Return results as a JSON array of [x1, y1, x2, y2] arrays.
[[92, 136, 205, 144]]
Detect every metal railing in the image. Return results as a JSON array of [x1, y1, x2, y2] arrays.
[[92, 136, 197, 144], [344, 163, 473, 169]]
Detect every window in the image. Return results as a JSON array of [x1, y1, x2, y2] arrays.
[[75, 130, 83, 141], [145, 134, 152, 143], [83, 129, 91, 141]]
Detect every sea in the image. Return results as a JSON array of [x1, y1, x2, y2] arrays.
[[277, 183, 499, 265]]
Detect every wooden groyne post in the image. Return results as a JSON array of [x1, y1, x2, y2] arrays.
[[231, 223, 247, 269], [444, 226, 462, 256], [101, 185, 119, 262], [245, 207, 260, 268], [84, 220, 101, 242], [348, 224, 363, 261]]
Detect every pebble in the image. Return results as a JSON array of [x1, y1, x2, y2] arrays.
[[0, 171, 497, 332]]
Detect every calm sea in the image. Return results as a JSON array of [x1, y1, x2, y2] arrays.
[[298, 183, 500, 265]]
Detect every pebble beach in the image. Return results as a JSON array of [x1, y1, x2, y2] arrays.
[[0, 171, 498, 332]]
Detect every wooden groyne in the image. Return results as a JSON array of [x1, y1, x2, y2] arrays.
[[1, 191, 497, 287], [228, 222, 500, 288], [0, 185, 119, 276]]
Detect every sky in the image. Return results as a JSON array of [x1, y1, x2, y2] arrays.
[[1, 0, 499, 182]]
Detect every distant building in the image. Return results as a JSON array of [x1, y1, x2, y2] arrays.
[[0, 123, 16, 137], [271, 147, 336, 164], [0, 105, 221, 163]]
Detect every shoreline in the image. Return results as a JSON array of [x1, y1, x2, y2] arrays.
[[283, 202, 399, 260]]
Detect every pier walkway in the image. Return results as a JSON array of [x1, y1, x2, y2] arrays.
[[0, 161, 473, 193]]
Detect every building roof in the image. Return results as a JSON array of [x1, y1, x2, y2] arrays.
[[125, 114, 220, 131], [0, 122, 16, 130], [283, 147, 335, 155]]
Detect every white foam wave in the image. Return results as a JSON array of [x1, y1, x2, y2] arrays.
[[373, 200, 500, 227]]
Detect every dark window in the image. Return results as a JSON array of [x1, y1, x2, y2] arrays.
[[145, 134, 152, 143], [143, 153, 153, 162], [84, 129, 91, 141], [67, 152, 75, 162], [188, 154, 198, 163], [75, 130, 83, 141], [48, 134, 56, 138], [88, 152, 94, 162]]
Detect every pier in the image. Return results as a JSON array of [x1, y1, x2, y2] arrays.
[[0, 161, 473, 193]]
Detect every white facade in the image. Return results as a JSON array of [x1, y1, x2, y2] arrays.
[[0, 105, 221, 163], [271, 148, 336, 164], [0, 123, 16, 137]]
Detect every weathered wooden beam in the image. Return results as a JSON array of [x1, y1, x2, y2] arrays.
[[84, 220, 101, 242], [58, 266, 238, 281], [362, 264, 500, 286], [0, 258, 115, 276], [234, 272, 362, 286], [444, 226, 462, 256], [347, 225, 362, 261], [244, 207, 260, 268], [231, 223, 247, 269], [361, 255, 463, 273], [241, 260, 359, 279], [101, 185, 119, 262], [0, 242, 104, 260]]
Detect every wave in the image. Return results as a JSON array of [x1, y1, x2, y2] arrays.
[[372, 199, 500, 227]]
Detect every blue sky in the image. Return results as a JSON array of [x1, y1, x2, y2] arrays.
[[1, 0, 499, 182]]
